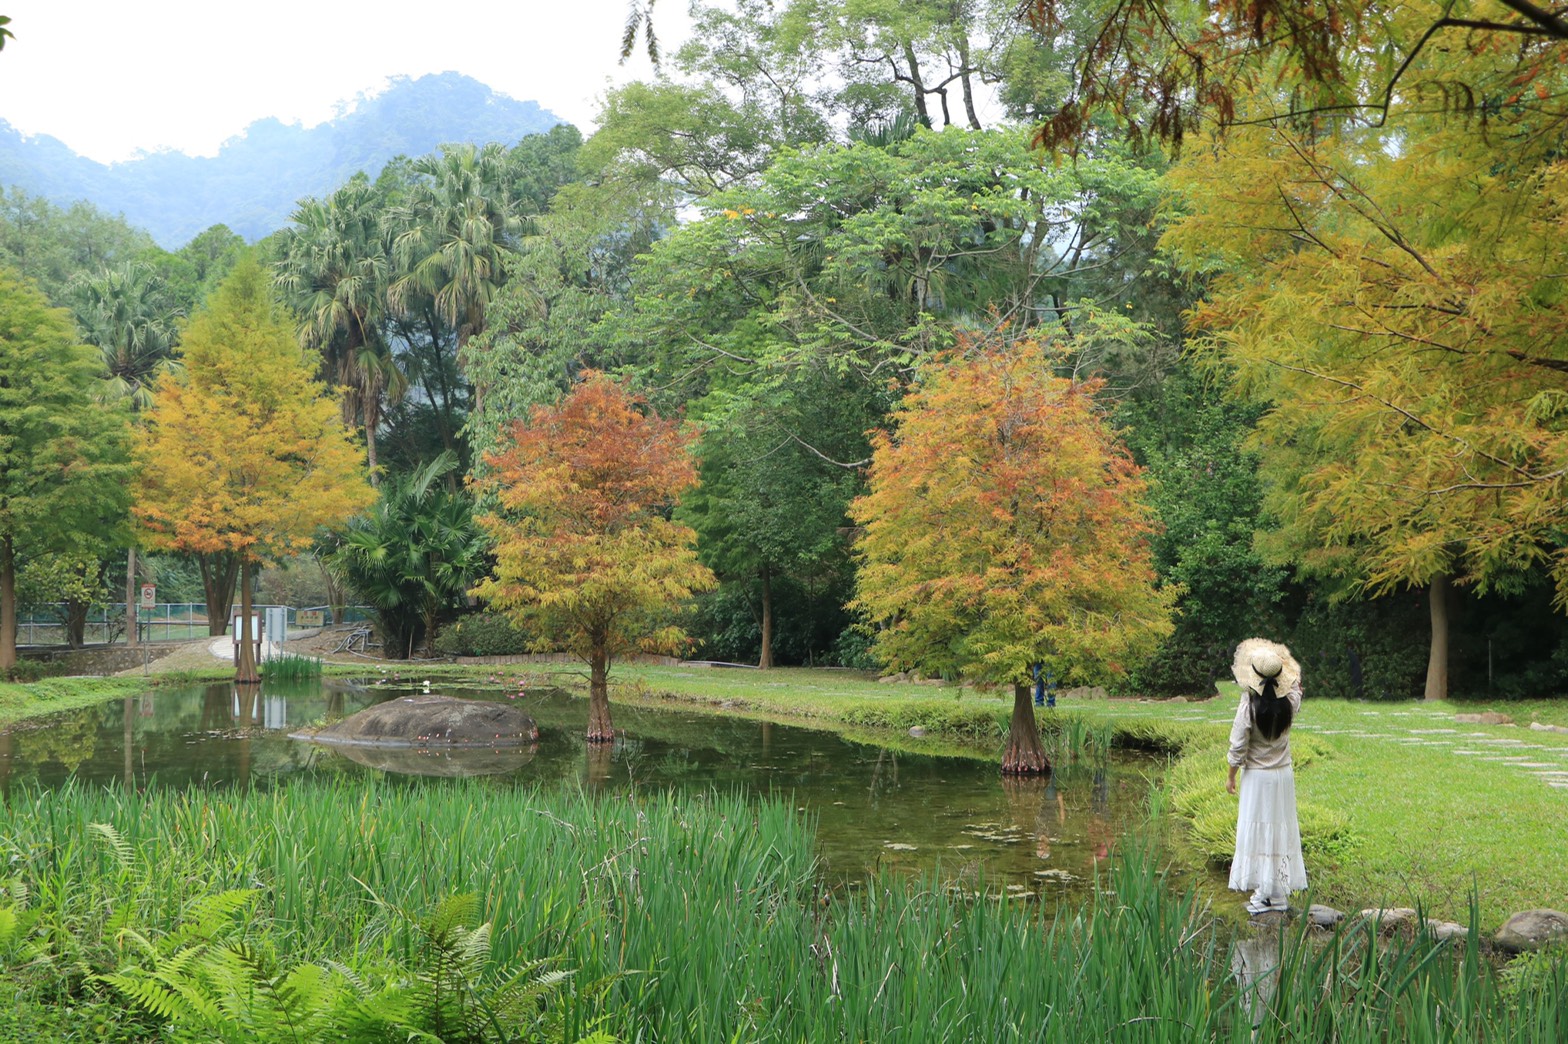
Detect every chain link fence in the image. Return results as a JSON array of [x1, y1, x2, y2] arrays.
[[16, 603, 373, 647]]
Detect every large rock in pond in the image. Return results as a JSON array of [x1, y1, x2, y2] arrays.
[[292, 696, 540, 778]]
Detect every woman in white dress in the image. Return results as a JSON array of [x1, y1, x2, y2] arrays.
[[1225, 638, 1307, 915]]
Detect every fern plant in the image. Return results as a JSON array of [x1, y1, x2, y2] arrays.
[[99, 890, 615, 1044]]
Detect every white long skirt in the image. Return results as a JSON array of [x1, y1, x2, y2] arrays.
[[1229, 765, 1307, 897]]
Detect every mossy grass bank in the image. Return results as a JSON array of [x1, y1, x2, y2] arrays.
[[0, 677, 153, 727], [0, 782, 1561, 1043]]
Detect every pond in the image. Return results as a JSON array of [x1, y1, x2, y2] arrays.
[[0, 678, 1165, 897]]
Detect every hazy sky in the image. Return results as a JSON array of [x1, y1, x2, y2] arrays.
[[0, 1, 686, 163]]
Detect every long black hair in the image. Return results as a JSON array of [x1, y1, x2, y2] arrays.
[[1250, 677, 1294, 741]]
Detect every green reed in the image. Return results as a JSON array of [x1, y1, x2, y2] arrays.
[[263, 652, 322, 681], [0, 781, 1562, 1042]]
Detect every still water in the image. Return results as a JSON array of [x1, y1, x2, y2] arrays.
[[0, 679, 1161, 893]]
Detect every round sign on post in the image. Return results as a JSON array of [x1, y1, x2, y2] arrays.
[[139, 584, 156, 610]]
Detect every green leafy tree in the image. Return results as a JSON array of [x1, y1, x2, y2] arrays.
[[614, 128, 1162, 399], [0, 267, 132, 669], [680, 366, 881, 667], [67, 258, 184, 646]]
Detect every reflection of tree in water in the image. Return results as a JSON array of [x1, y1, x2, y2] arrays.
[[1002, 774, 1066, 861], [1088, 764, 1113, 860], [868, 749, 899, 807], [583, 741, 614, 788], [13, 707, 99, 774]]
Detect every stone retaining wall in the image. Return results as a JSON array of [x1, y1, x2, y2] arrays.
[[22, 643, 188, 676]]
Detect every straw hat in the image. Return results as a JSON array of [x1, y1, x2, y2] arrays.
[[1231, 638, 1301, 696]]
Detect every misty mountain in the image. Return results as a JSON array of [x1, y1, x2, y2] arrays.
[[0, 73, 565, 247]]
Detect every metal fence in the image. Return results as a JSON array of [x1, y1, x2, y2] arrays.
[[16, 603, 373, 647]]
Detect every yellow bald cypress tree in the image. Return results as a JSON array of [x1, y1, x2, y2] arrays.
[[134, 258, 373, 682]]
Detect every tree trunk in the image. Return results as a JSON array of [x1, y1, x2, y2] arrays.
[[902, 43, 934, 128], [235, 558, 259, 684], [317, 555, 347, 627], [586, 641, 614, 743], [63, 599, 88, 649], [957, 34, 983, 130], [758, 567, 774, 670], [199, 551, 240, 636], [124, 546, 139, 648], [366, 416, 379, 487], [1002, 682, 1050, 775], [0, 535, 16, 671], [1424, 574, 1450, 701]]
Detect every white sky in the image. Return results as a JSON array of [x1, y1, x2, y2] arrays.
[[0, 1, 687, 163]]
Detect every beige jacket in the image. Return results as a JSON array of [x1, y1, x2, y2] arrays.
[[1227, 683, 1303, 770]]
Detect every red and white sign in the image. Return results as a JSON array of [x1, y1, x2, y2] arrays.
[[139, 584, 156, 610]]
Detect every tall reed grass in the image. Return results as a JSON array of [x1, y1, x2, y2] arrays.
[[263, 652, 322, 681], [0, 781, 1561, 1042]]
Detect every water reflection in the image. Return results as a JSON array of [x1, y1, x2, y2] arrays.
[[0, 681, 1158, 891], [1232, 928, 1283, 1030]]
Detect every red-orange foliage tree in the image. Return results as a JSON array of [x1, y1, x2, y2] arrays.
[[850, 335, 1175, 773], [475, 373, 716, 742]]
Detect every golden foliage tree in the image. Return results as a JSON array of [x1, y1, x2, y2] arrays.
[[475, 373, 716, 742], [134, 259, 373, 682], [850, 335, 1175, 773], [1160, 35, 1568, 699]]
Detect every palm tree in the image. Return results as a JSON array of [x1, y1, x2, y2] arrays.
[[276, 174, 404, 482], [70, 260, 181, 409], [68, 260, 182, 647], [329, 452, 488, 658], [385, 143, 523, 416]]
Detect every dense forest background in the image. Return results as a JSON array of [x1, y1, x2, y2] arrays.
[[7, 0, 1567, 700]]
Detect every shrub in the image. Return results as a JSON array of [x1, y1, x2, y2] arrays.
[[4, 659, 64, 683], [432, 611, 534, 658]]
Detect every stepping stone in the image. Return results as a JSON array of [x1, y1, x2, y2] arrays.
[[1410, 728, 1459, 734], [1451, 750, 1484, 756], [1550, 782, 1568, 789], [1509, 762, 1560, 769]]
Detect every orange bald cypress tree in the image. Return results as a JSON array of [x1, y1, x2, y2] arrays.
[[851, 334, 1175, 774], [134, 259, 373, 682], [475, 373, 715, 742]]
